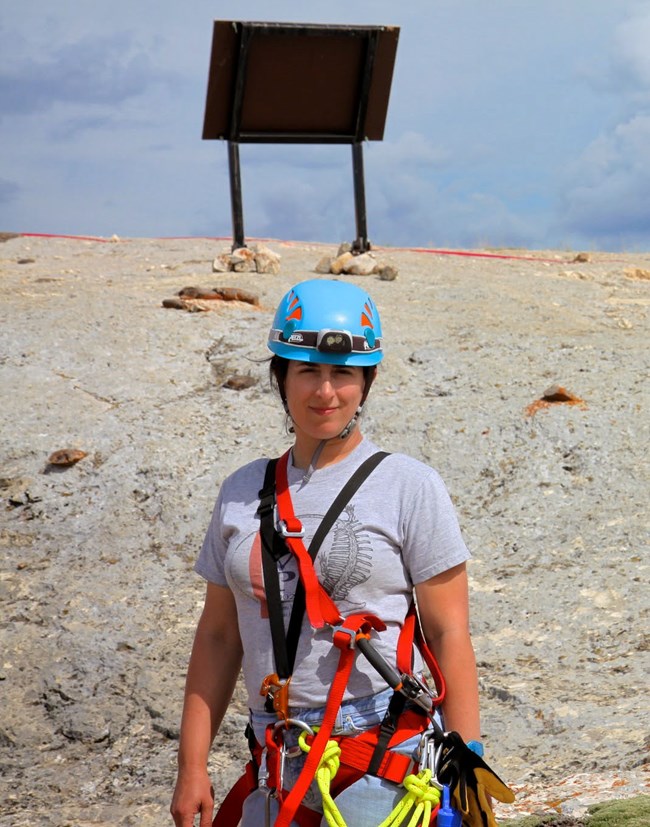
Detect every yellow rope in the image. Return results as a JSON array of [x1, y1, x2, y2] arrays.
[[299, 731, 346, 827], [378, 769, 441, 827], [297, 730, 441, 827]]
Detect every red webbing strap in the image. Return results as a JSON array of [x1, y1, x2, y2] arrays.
[[274, 450, 342, 629], [293, 803, 324, 827], [415, 620, 446, 706], [397, 603, 446, 706], [334, 708, 429, 787], [396, 606, 416, 675], [274, 613, 384, 827]]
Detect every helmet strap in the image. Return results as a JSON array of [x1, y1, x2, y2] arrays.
[[338, 407, 362, 440], [338, 366, 376, 439]]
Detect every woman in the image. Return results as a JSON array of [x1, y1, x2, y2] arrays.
[[171, 279, 491, 827]]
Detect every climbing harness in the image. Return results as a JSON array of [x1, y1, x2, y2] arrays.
[[215, 448, 446, 826], [213, 447, 513, 826]]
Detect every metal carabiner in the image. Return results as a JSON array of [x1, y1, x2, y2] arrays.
[[257, 747, 271, 791], [417, 730, 432, 773], [401, 672, 436, 712], [417, 728, 443, 788], [273, 718, 316, 791], [428, 739, 442, 787], [273, 717, 316, 735]]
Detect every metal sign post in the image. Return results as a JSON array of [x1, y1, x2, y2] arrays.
[[202, 21, 399, 252]]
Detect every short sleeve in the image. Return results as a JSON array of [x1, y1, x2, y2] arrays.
[[400, 467, 470, 584]]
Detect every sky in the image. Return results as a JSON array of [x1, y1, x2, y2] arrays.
[[1, 1, 650, 251]]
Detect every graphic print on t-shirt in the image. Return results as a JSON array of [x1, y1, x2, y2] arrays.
[[319, 505, 372, 607], [247, 504, 373, 620]]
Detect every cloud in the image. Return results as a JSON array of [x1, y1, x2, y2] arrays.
[[369, 131, 450, 168], [221, 128, 541, 249], [226, 133, 451, 245], [368, 171, 538, 249], [48, 115, 119, 141], [553, 4, 650, 248], [610, 3, 650, 99], [0, 33, 159, 116], [558, 114, 650, 246]]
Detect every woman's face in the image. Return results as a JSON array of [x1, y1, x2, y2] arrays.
[[284, 360, 366, 442]]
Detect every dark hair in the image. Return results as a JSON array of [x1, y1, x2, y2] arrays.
[[269, 354, 290, 402]]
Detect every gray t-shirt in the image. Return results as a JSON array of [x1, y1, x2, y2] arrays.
[[196, 438, 470, 710]]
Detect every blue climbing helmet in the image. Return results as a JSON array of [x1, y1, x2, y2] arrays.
[[267, 279, 384, 366]]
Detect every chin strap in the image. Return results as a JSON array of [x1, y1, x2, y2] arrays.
[[338, 406, 362, 440], [338, 368, 376, 440]]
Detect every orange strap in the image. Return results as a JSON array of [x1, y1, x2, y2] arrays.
[[274, 612, 385, 827], [335, 707, 428, 786], [274, 450, 342, 629], [398, 604, 446, 706]]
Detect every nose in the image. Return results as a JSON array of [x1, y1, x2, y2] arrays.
[[315, 376, 334, 397], [314, 368, 336, 397]]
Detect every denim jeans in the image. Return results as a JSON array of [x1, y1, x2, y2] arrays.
[[240, 688, 442, 827]]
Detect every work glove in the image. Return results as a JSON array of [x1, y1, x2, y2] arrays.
[[435, 731, 515, 827]]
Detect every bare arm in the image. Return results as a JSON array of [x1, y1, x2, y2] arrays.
[[415, 562, 481, 742], [170, 582, 243, 827]]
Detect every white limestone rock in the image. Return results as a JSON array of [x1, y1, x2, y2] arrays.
[[344, 252, 378, 276], [253, 246, 281, 275]]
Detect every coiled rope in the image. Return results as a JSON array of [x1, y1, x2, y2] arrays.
[[298, 729, 441, 827]]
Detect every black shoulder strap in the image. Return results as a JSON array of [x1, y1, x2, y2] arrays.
[[307, 451, 389, 563], [259, 451, 390, 681], [258, 459, 291, 677]]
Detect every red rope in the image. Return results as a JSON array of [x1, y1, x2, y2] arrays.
[[405, 246, 567, 263], [14, 233, 612, 264], [19, 232, 113, 243]]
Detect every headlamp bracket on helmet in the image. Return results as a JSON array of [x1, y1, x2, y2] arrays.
[[316, 329, 353, 355]]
